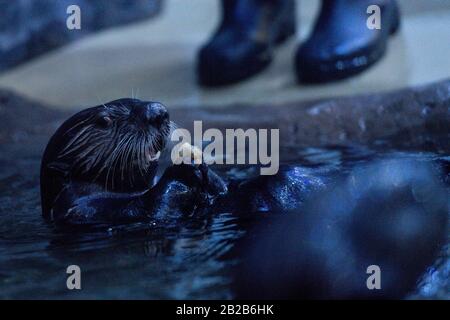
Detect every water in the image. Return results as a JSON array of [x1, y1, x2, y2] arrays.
[[0, 141, 448, 299]]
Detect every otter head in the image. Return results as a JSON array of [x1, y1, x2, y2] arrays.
[[40, 98, 172, 217]]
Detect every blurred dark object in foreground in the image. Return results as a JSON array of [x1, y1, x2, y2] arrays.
[[0, 0, 163, 71], [235, 159, 448, 299]]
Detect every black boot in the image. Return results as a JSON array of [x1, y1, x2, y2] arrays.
[[197, 0, 296, 87], [295, 0, 400, 83]]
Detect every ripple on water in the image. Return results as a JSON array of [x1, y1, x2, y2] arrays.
[[0, 143, 448, 299]]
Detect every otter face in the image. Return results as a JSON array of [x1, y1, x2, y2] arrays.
[[48, 98, 172, 191]]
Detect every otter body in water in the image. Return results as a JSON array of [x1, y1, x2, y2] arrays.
[[40, 98, 323, 226], [40, 99, 225, 225]]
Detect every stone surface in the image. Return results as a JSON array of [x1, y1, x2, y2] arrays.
[[168, 79, 450, 152], [0, 0, 162, 71], [1, 79, 449, 152]]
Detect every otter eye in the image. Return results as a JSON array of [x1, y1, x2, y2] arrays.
[[97, 116, 112, 128]]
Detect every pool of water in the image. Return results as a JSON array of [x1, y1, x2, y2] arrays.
[[0, 141, 448, 299]]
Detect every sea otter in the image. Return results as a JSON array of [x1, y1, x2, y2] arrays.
[[40, 98, 226, 225]]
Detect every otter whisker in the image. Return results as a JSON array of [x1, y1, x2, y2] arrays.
[[101, 130, 128, 188], [130, 135, 142, 184], [106, 132, 134, 190], [62, 114, 96, 138], [59, 125, 95, 157], [120, 133, 136, 187], [65, 130, 110, 170], [60, 126, 104, 158], [138, 135, 146, 178], [76, 146, 106, 173], [116, 133, 134, 183], [127, 141, 138, 186]]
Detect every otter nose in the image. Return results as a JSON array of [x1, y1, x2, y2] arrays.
[[134, 102, 169, 128]]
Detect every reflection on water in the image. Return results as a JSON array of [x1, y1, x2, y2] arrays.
[[0, 143, 448, 299]]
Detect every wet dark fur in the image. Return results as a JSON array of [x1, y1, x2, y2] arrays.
[[40, 98, 224, 225]]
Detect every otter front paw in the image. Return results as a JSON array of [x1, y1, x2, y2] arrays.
[[159, 163, 227, 198], [161, 163, 204, 185], [54, 201, 98, 226], [54, 194, 146, 226]]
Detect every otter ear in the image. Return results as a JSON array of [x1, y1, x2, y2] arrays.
[[47, 161, 71, 175], [96, 114, 113, 128]]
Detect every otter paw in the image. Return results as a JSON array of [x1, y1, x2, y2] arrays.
[[54, 203, 97, 225], [161, 163, 207, 189]]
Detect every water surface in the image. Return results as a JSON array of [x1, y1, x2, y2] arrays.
[[0, 142, 448, 299]]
